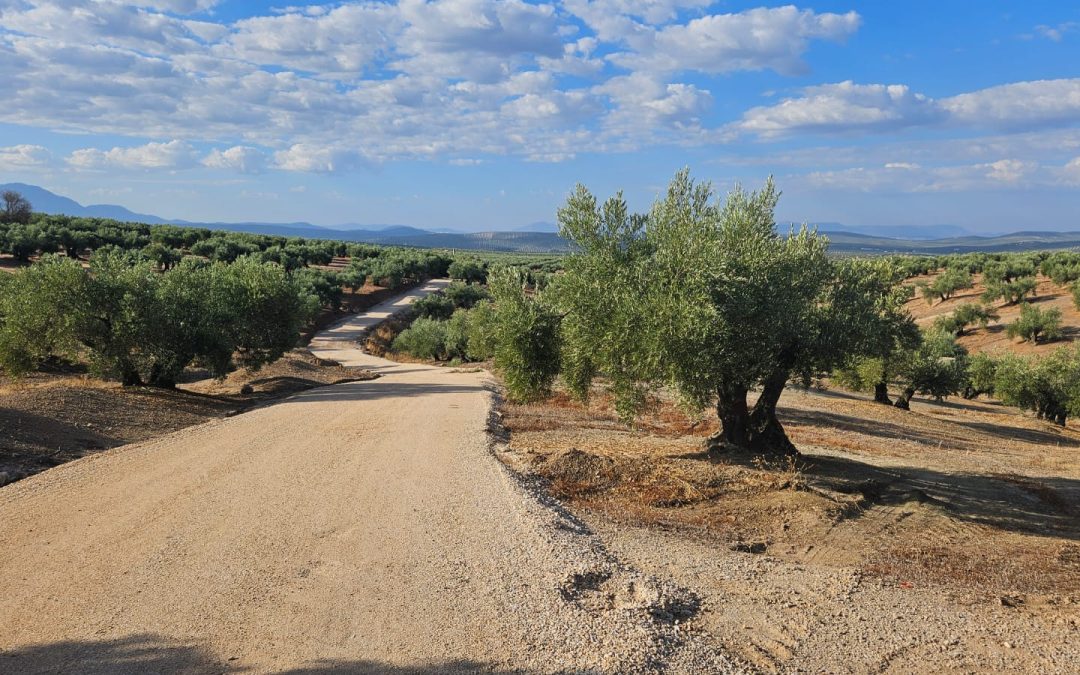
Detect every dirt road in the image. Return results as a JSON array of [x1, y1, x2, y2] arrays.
[[0, 281, 733, 674]]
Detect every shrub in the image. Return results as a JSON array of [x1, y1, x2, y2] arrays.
[[448, 259, 487, 283], [1006, 303, 1062, 344], [464, 299, 498, 361], [489, 267, 561, 402], [444, 281, 490, 309], [444, 309, 470, 360], [392, 317, 448, 359], [411, 293, 455, 320], [964, 352, 997, 399]]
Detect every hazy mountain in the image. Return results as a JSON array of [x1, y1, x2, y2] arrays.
[[513, 221, 559, 233], [0, 183, 168, 224], [801, 222, 971, 240]]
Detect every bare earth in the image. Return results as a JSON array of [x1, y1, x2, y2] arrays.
[[0, 280, 733, 674]]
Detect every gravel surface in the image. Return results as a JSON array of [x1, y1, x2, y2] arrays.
[[0, 280, 737, 674]]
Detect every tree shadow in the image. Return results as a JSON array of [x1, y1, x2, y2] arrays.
[[285, 379, 491, 404], [0, 635, 542, 674], [779, 408, 974, 448], [702, 449, 1080, 541]]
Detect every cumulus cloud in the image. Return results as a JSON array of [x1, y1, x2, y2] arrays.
[[737, 82, 944, 137], [67, 140, 198, 170], [942, 79, 1080, 130], [202, 146, 267, 173], [608, 6, 861, 75], [0, 144, 52, 169], [734, 78, 1080, 138], [0, 0, 875, 169], [273, 144, 371, 173]]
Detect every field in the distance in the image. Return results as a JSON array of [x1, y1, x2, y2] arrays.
[[906, 271, 1078, 356]]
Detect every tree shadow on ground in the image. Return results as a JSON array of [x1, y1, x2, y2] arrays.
[[693, 448, 1080, 541], [781, 405, 1080, 449], [0, 635, 544, 674], [285, 379, 492, 404], [778, 408, 976, 448]]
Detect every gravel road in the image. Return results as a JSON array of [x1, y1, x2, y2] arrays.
[[0, 280, 736, 674]]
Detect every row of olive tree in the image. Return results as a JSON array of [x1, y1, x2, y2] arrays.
[[0, 253, 315, 387]]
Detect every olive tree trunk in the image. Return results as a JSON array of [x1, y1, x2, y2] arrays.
[[705, 382, 751, 452], [873, 381, 892, 405], [748, 369, 798, 456], [894, 387, 915, 410]]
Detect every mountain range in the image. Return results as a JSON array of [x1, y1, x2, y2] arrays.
[[4, 182, 1079, 255]]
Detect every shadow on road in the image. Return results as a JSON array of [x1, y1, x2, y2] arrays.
[[287, 379, 491, 404], [1, 634, 544, 674]]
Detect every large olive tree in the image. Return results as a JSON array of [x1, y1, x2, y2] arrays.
[[556, 170, 888, 456]]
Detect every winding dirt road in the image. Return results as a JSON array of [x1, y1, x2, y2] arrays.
[[0, 281, 733, 674]]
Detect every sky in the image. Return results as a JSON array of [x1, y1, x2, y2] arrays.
[[0, 1, 1079, 232]]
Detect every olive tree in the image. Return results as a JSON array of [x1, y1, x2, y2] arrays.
[[0, 253, 312, 387], [489, 266, 561, 402], [1007, 303, 1062, 344], [892, 329, 968, 409], [918, 267, 973, 305], [993, 348, 1080, 426], [555, 170, 890, 456], [934, 302, 999, 336], [982, 277, 1037, 305]]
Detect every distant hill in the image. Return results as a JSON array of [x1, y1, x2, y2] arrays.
[[4, 182, 1079, 255], [0, 182, 168, 224], [809, 222, 970, 240]]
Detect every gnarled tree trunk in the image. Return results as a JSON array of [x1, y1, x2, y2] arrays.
[[705, 382, 750, 453], [873, 381, 892, 405], [748, 368, 798, 457]]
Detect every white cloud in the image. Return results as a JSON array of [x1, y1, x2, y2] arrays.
[[273, 144, 371, 172], [0, 144, 52, 169], [225, 4, 400, 75], [67, 140, 198, 170], [942, 79, 1080, 129], [609, 6, 861, 75], [737, 82, 943, 137], [202, 146, 267, 173], [735, 78, 1080, 138]]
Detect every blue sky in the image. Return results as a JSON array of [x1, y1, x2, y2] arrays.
[[1, 1, 1078, 232]]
